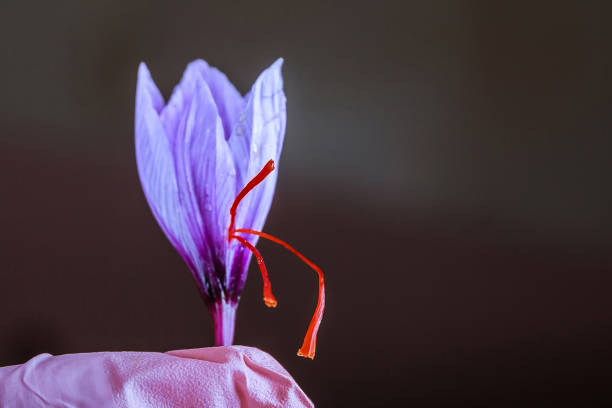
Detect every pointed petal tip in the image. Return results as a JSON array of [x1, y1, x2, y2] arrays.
[[180, 59, 215, 92], [185, 58, 210, 72], [136, 61, 164, 113], [270, 58, 284, 73], [254, 58, 285, 90], [137, 62, 151, 79]]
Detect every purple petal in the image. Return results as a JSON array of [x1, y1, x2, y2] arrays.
[[194, 60, 245, 141], [162, 60, 244, 144], [134, 63, 203, 290], [160, 63, 201, 147], [234, 58, 286, 233], [226, 58, 287, 297], [173, 67, 238, 296]]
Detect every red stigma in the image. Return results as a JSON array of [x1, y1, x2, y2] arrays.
[[227, 160, 275, 243], [230, 234, 277, 308], [227, 159, 326, 359]]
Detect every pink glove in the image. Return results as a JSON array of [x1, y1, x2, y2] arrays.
[[0, 345, 313, 407]]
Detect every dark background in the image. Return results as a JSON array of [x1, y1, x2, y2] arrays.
[[1, 0, 611, 406]]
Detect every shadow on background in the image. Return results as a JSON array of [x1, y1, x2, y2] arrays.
[[0, 1, 611, 406]]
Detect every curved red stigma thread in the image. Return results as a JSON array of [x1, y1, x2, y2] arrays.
[[227, 160, 275, 243], [230, 234, 277, 308], [227, 159, 326, 359]]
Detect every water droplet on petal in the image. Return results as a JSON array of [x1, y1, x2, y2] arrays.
[[252, 144, 259, 153]]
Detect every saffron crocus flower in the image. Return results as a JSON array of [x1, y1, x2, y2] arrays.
[[135, 59, 324, 358]]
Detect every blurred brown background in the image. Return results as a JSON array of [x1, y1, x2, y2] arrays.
[[0, 0, 611, 406]]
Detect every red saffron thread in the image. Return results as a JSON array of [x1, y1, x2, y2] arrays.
[[227, 160, 275, 243], [233, 229, 325, 360], [227, 159, 326, 359], [230, 234, 277, 308]]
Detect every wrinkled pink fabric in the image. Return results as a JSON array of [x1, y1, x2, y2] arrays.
[[0, 346, 313, 407]]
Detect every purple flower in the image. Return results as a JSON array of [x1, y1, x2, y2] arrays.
[[134, 59, 286, 346]]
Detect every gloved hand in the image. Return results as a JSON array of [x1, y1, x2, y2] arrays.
[[0, 345, 313, 407]]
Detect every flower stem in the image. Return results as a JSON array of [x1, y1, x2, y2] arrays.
[[209, 299, 237, 346]]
